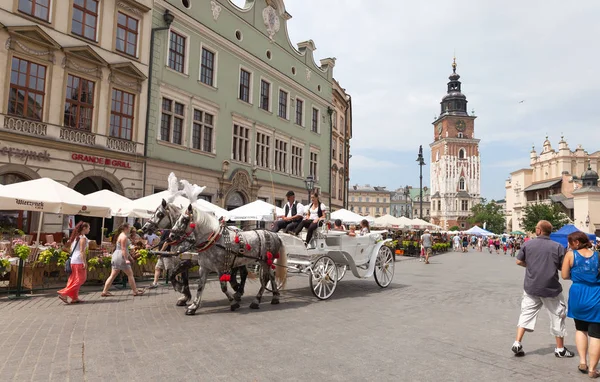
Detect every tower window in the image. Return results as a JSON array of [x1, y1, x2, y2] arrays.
[[458, 148, 465, 159], [459, 177, 465, 191]]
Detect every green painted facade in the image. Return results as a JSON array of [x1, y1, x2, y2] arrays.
[[146, 0, 334, 199]]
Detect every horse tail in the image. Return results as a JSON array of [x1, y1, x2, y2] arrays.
[[275, 238, 287, 289]]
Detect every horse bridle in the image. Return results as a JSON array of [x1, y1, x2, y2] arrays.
[[146, 205, 177, 233]]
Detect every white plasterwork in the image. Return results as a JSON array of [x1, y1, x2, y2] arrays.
[[211, 1, 222, 21], [262, 6, 280, 41]]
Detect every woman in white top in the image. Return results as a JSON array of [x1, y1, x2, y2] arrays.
[[359, 219, 370, 236], [58, 221, 90, 304], [294, 193, 327, 245]]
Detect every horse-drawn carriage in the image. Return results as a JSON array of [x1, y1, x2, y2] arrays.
[[277, 230, 395, 300]]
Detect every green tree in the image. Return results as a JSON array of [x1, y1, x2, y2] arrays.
[[468, 199, 505, 234], [449, 225, 460, 231], [520, 203, 570, 233]]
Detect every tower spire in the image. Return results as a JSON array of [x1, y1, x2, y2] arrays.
[[440, 57, 467, 116]]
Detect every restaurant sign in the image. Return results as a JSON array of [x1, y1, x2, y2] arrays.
[[71, 153, 132, 169], [0, 143, 50, 162]]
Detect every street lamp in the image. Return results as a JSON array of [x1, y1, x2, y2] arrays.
[[304, 175, 315, 203], [416, 145, 426, 219], [586, 215, 590, 227]]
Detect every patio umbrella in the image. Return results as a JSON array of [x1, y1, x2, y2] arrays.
[[0, 178, 111, 244], [330, 209, 374, 225], [128, 191, 192, 218], [86, 189, 136, 217], [227, 200, 284, 221], [194, 199, 229, 220], [374, 214, 404, 228]]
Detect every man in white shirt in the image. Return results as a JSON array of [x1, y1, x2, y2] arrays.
[[144, 232, 159, 246], [272, 191, 304, 233]]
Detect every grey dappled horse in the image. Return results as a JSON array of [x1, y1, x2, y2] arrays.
[[141, 199, 248, 308], [169, 204, 288, 315]]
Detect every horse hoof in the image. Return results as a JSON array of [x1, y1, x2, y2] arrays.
[[230, 302, 240, 311], [271, 299, 280, 305], [185, 309, 196, 316], [234, 292, 242, 302], [249, 302, 260, 310], [176, 300, 188, 307]]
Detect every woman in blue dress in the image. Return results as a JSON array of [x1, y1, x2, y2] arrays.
[[561, 231, 600, 378]]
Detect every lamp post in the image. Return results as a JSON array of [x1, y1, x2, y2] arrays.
[[416, 145, 426, 219], [304, 175, 315, 204], [142, 9, 175, 196]]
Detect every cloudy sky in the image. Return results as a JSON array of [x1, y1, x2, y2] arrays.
[[251, 0, 600, 200]]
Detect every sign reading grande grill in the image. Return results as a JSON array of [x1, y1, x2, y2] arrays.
[[71, 153, 132, 169]]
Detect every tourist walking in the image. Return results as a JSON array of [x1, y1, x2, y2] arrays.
[[149, 229, 172, 289], [462, 235, 469, 252], [101, 223, 144, 296], [511, 220, 574, 358], [453, 234, 460, 251], [561, 231, 600, 377], [57, 222, 90, 304], [420, 229, 432, 264]]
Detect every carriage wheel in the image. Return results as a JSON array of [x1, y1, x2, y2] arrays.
[[309, 256, 338, 300], [374, 246, 394, 288], [336, 264, 347, 281]]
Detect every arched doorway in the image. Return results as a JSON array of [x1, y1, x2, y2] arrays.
[[0, 173, 32, 233], [73, 176, 115, 243], [225, 191, 246, 211]]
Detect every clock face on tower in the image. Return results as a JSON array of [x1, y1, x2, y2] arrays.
[[455, 120, 466, 132]]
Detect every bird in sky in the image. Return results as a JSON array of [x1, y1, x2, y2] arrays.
[[518, 100, 525, 103]]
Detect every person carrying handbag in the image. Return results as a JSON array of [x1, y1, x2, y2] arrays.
[[58, 222, 90, 304]]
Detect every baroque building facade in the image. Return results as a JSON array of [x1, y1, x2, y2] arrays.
[[145, 0, 336, 209], [429, 60, 480, 230], [330, 79, 351, 211], [0, 0, 152, 241], [505, 136, 599, 233], [348, 185, 390, 217]]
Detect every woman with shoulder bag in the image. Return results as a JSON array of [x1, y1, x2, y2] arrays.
[[57, 222, 90, 304], [101, 223, 144, 297]]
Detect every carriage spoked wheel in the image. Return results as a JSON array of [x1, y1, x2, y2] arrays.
[[309, 256, 338, 300], [336, 264, 347, 281], [374, 245, 395, 288]]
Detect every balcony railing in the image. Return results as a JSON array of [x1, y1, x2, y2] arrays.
[[1, 115, 143, 155]]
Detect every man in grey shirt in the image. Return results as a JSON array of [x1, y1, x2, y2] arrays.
[[511, 220, 574, 358], [420, 229, 432, 264]]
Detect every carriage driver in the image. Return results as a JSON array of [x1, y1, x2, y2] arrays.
[[272, 191, 305, 233]]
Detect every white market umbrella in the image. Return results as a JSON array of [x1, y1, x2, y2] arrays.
[[396, 216, 414, 228], [194, 199, 229, 220], [227, 200, 284, 221], [409, 218, 436, 229], [128, 191, 192, 218], [0, 178, 111, 245], [464, 225, 494, 236], [330, 209, 374, 225], [374, 214, 405, 228], [86, 189, 136, 217]]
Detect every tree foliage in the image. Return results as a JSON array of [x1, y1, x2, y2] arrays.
[[520, 203, 570, 233], [468, 199, 505, 234], [448, 225, 460, 231]]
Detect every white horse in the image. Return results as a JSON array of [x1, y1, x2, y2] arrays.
[[169, 204, 287, 315]]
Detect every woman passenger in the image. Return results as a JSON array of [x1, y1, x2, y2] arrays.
[[294, 193, 327, 245], [359, 219, 370, 236]]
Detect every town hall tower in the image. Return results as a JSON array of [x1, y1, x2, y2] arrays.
[[430, 59, 481, 230]]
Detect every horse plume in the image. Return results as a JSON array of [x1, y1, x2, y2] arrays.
[[166, 172, 185, 203], [179, 179, 206, 203]]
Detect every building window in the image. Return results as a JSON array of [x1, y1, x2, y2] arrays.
[[8, 57, 46, 121], [160, 98, 184, 144], [18, 0, 50, 21], [332, 171, 336, 198], [295, 98, 304, 126], [366, 197, 370, 202], [274, 139, 287, 173], [278, 89, 288, 119], [339, 142, 343, 162], [358, 206, 362, 213], [459, 177, 465, 191], [239, 69, 251, 103], [64, 74, 94, 131], [116, 12, 138, 57], [200, 48, 215, 86], [309, 152, 318, 180], [232, 124, 250, 163], [458, 148, 465, 159], [255, 131, 270, 168], [332, 111, 337, 130], [340, 116, 345, 131], [376, 198, 380, 203], [259, 80, 270, 111], [198, 195, 212, 202], [110, 89, 135, 140], [332, 138, 336, 160], [168, 31, 186, 73], [437, 200, 441, 211], [72, 0, 98, 41], [358, 197, 362, 202], [311, 108, 319, 133], [461, 200, 469, 211], [291, 145, 303, 176], [192, 109, 214, 152], [338, 173, 343, 199]]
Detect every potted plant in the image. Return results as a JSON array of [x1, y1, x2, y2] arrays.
[[0, 256, 11, 276], [12, 239, 31, 261], [37, 243, 69, 268]]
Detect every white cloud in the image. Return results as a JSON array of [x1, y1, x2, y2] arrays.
[[349, 154, 403, 170]]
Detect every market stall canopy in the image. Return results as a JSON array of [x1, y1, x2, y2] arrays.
[[410, 218, 436, 229], [510, 231, 526, 235], [227, 200, 284, 221], [374, 214, 406, 228], [330, 209, 375, 225], [464, 225, 494, 236], [128, 191, 192, 218], [194, 199, 229, 220], [0, 177, 110, 217], [550, 224, 596, 248], [85, 189, 140, 217], [396, 216, 414, 227]]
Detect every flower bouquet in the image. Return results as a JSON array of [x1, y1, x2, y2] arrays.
[[12, 239, 31, 261]]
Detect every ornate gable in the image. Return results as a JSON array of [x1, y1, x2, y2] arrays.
[[62, 46, 108, 79], [6, 25, 61, 63], [109, 62, 147, 92]]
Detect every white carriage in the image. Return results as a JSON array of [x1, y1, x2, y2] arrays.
[[276, 229, 395, 300]]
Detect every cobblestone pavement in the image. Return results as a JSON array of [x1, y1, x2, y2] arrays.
[[0, 251, 585, 382]]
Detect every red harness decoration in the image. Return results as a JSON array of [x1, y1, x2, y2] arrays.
[[196, 230, 222, 253]]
